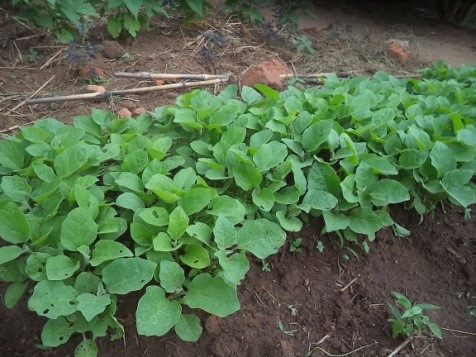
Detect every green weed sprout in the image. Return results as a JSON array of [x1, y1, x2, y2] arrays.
[[388, 292, 442, 339]]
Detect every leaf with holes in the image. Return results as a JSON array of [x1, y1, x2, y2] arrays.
[[102, 258, 156, 295]]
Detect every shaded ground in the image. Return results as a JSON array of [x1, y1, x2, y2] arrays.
[[0, 1, 475, 356]]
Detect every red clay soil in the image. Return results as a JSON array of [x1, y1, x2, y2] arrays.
[[1, 204, 475, 356]]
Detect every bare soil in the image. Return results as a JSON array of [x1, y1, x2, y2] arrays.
[[0, 1, 475, 356]]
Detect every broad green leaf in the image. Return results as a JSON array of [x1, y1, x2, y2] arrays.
[[208, 196, 245, 224], [131, 222, 154, 246], [184, 0, 204, 16], [185, 273, 240, 317], [209, 103, 240, 126], [139, 207, 169, 227], [253, 141, 288, 170], [0, 140, 24, 170], [77, 293, 111, 321], [90, 240, 133, 266], [430, 142, 456, 178], [307, 162, 341, 197], [445, 186, 476, 207], [179, 188, 211, 215], [173, 167, 197, 190], [232, 160, 263, 191], [441, 169, 474, 189], [301, 120, 332, 152], [147, 136, 172, 160], [54, 144, 91, 178], [32, 162, 56, 183], [348, 207, 382, 235], [322, 211, 350, 232], [363, 155, 398, 175], [215, 251, 249, 286], [0, 200, 30, 243], [28, 280, 79, 319], [116, 192, 145, 211], [73, 185, 99, 219], [60, 207, 98, 251], [159, 260, 185, 292], [276, 211, 303, 232], [180, 244, 210, 269], [74, 339, 98, 357], [145, 174, 180, 203], [302, 189, 338, 211], [175, 314, 202, 342], [153, 232, 182, 252], [136, 286, 182, 336], [115, 172, 144, 193], [3, 281, 28, 308], [167, 206, 189, 239], [102, 258, 156, 294], [0, 245, 25, 265], [250, 129, 273, 148], [399, 149, 428, 169], [74, 272, 102, 294], [121, 150, 149, 174], [186, 222, 212, 245], [1, 176, 31, 203], [213, 216, 238, 250], [41, 316, 75, 347], [46, 254, 80, 280], [241, 86, 262, 104], [368, 179, 410, 205], [237, 219, 286, 259], [25, 252, 50, 281], [252, 187, 275, 212], [191, 140, 212, 155]]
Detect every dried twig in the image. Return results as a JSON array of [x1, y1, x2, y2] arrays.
[[39, 49, 64, 70], [6, 74, 55, 114], [114, 72, 229, 80], [441, 327, 476, 336], [280, 71, 354, 79], [307, 342, 377, 357], [25, 78, 228, 105], [339, 277, 358, 293], [0, 120, 36, 134], [388, 337, 412, 357]]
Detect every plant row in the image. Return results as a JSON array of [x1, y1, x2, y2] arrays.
[[0, 62, 474, 356]]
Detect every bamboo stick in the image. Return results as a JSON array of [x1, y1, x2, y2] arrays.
[[25, 78, 228, 105], [114, 72, 229, 80], [279, 71, 354, 79]]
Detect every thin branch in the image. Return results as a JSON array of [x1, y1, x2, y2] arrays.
[[307, 342, 378, 357], [388, 338, 412, 357], [339, 277, 358, 293], [114, 72, 229, 80], [25, 78, 228, 105], [280, 71, 354, 79], [441, 327, 476, 336], [6, 74, 55, 114]]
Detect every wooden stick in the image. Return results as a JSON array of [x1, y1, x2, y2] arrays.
[[388, 338, 411, 357], [25, 78, 227, 105], [280, 71, 354, 79], [39, 49, 64, 70], [114, 72, 229, 80], [6, 74, 55, 114], [441, 327, 476, 336]]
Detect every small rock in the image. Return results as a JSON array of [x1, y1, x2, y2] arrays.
[[280, 340, 295, 357], [386, 40, 411, 64], [85, 84, 106, 92], [155, 79, 166, 86], [133, 107, 147, 116], [117, 107, 132, 118], [205, 315, 221, 335], [79, 64, 105, 80], [240, 59, 291, 90], [101, 40, 126, 59]]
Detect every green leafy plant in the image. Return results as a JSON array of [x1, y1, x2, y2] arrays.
[[388, 292, 442, 339], [289, 237, 302, 252], [291, 34, 315, 56], [0, 62, 474, 355], [27, 47, 39, 62]]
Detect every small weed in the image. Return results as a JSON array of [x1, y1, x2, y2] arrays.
[[289, 238, 302, 252], [291, 34, 315, 56], [261, 260, 271, 272], [27, 47, 39, 62], [315, 240, 324, 253], [287, 305, 297, 317], [121, 52, 133, 61], [388, 292, 442, 339], [277, 321, 297, 336]]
